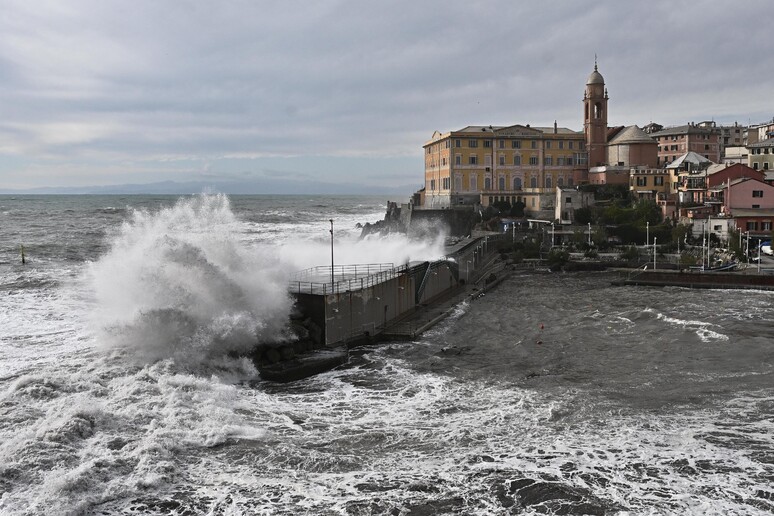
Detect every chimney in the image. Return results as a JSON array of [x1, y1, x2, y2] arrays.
[[554, 121, 558, 134]]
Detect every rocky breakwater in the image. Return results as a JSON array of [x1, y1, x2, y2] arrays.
[[248, 312, 347, 382], [358, 201, 405, 238]]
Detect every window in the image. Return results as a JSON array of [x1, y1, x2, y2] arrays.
[[430, 179, 436, 190], [484, 177, 491, 190], [445, 140, 450, 148], [513, 155, 521, 166], [470, 175, 477, 191], [484, 155, 492, 166], [747, 221, 759, 230], [441, 158, 447, 166], [455, 175, 462, 191], [753, 190, 763, 197], [569, 141, 574, 149], [637, 177, 647, 187], [753, 163, 759, 170], [713, 225, 722, 231], [499, 176, 506, 190], [559, 141, 564, 149], [513, 177, 522, 189], [469, 139, 478, 148], [530, 176, 537, 188], [763, 222, 772, 231], [566, 197, 572, 204], [567, 156, 574, 166], [546, 141, 552, 149], [498, 140, 504, 149], [484, 140, 492, 148], [455, 139, 461, 148], [557, 157, 565, 166], [655, 177, 664, 186], [499, 156, 505, 166], [766, 162, 770, 170], [544, 156, 553, 166], [531, 140, 537, 149], [557, 177, 564, 187], [442, 177, 450, 189], [529, 156, 538, 166], [545, 176, 552, 188], [752, 205, 760, 209], [455, 154, 461, 165], [469, 156, 478, 165], [512, 140, 521, 149], [568, 177, 574, 186]]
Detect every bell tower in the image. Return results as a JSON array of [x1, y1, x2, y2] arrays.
[[583, 59, 608, 167]]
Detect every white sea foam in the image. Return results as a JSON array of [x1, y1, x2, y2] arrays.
[[85, 194, 294, 362], [654, 311, 729, 342]]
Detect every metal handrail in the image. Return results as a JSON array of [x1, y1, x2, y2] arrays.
[[289, 263, 409, 295]]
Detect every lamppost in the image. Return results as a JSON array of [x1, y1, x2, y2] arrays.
[[745, 231, 750, 263], [653, 237, 657, 270], [587, 222, 592, 247], [646, 221, 649, 247], [758, 239, 762, 273], [329, 219, 334, 285], [550, 222, 555, 249]]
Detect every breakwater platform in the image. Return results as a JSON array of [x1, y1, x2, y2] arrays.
[[254, 234, 510, 381], [612, 269, 774, 291]]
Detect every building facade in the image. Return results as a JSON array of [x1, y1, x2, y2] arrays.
[[748, 139, 774, 172], [651, 123, 721, 166], [629, 167, 673, 200], [423, 124, 587, 214]]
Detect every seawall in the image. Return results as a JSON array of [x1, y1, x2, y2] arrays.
[[613, 270, 774, 290]]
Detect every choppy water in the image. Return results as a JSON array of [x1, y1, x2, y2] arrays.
[[1, 194, 773, 515]]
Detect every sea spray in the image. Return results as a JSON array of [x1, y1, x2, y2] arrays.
[[87, 194, 294, 362]]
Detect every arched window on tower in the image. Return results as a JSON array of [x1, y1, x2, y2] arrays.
[[594, 102, 602, 119]]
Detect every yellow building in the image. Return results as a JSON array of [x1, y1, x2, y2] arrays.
[[423, 124, 587, 215], [629, 167, 674, 201]]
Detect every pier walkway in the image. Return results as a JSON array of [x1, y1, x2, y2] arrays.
[[380, 252, 509, 341]]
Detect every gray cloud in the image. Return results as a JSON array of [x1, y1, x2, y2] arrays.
[[0, 0, 772, 190]]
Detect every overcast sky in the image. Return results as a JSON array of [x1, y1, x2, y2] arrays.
[[1, 0, 772, 193]]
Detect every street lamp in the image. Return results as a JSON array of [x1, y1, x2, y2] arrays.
[[745, 231, 750, 263], [646, 221, 649, 247], [653, 237, 657, 270], [329, 219, 334, 285], [587, 222, 592, 247], [550, 222, 555, 248]]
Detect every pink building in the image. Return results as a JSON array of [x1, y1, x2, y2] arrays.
[[652, 123, 721, 166], [723, 177, 774, 235]]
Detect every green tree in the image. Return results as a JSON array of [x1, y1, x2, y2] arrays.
[[574, 206, 593, 225], [510, 200, 525, 217]]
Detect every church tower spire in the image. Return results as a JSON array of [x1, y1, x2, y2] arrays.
[[584, 60, 608, 167]]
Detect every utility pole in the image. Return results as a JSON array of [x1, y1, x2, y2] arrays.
[[653, 237, 657, 270]]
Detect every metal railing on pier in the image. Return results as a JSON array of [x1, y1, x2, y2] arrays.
[[289, 263, 408, 295]]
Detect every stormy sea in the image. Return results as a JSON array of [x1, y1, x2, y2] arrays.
[[1, 193, 772, 515]]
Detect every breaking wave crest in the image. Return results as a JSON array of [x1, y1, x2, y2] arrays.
[[86, 194, 294, 362]]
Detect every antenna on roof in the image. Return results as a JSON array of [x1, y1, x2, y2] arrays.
[[594, 54, 598, 71]]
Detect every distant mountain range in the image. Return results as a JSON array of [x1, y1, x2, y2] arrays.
[[0, 178, 419, 196]]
